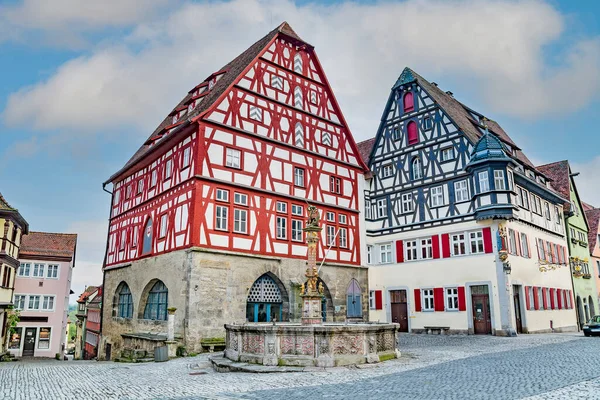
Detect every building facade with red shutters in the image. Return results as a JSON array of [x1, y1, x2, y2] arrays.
[[100, 23, 368, 358], [362, 68, 577, 336]]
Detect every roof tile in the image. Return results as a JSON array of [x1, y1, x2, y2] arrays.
[[20, 231, 77, 260]]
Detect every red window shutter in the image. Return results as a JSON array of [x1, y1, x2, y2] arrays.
[[563, 247, 568, 265], [550, 288, 555, 310], [414, 289, 422, 312], [375, 290, 383, 310], [403, 92, 414, 112], [434, 287, 445, 311], [533, 287, 540, 310], [458, 287, 466, 311], [483, 227, 493, 254], [515, 230, 521, 257], [396, 240, 404, 263], [570, 290, 574, 309], [525, 286, 531, 310], [432, 235, 440, 259], [441, 234, 451, 258], [563, 290, 569, 309], [557, 289, 563, 309], [407, 121, 418, 145], [542, 288, 548, 309]]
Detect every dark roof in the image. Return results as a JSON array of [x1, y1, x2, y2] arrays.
[[467, 126, 513, 168], [356, 138, 377, 165], [585, 208, 600, 252], [20, 231, 77, 260], [108, 22, 306, 184], [536, 161, 571, 200], [77, 285, 99, 303]]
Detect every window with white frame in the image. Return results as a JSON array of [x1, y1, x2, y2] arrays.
[[159, 214, 168, 238], [494, 170, 505, 190], [380, 244, 392, 264], [38, 327, 51, 349], [369, 291, 376, 309], [14, 295, 25, 310], [33, 263, 45, 278], [249, 105, 262, 122], [151, 169, 158, 187], [339, 228, 347, 248], [470, 231, 484, 254], [277, 201, 287, 213], [226, 148, 241, 168], [545, 202, 551, 221], [233, 209, 247, 234], [382, 164, 393, 179], [402, 193, 413, 213], [478, 171, 490, 192], [412, 158, 423, 180], [113, 189, 121, 205], [42, 295, 55, 311], [365, 200, 372, 220], [294, 167, 305, 187], [164, 159, 173, 180], [454, 180, 469, 202], [126, 185, 132, 199], [18, 263, 30, 277], [405, 240, 418, 261], [521, 188, 530, 209], [28, 295, 40, 310], [555, 206, 561, 225], [329, 176, 341, 194], [377, 199, 387, 218], [276, 216, 287, 239], [431, 186, 443, 207], [119, 230, 126, 250], [538, 238, 546, 260], [182, 147, 191, 168], [392, 127, 401, 141], [446, 288, 459, 310], [291, 219, 303, 242], [234, 193, 248, 206], [520, 233, 529, 258], [441, 147, 455, 162], [451, 233, 467, 256], [327, 225, 336, 246], [508, 229, 517, 254], [326, 212, 335, 222], [216, 188, 229, 202], [422, 289, 434, 311], [137, 179, 144, 194], [537, 287, 544, 310], [423, 116, 432, 130], [421, 238, 433, 259], [367, 246, 373, 264], [291, 204, 303, 216], [339, 214, 347, 224], [215, 206, 228, 231], [507, 170, 514, 190]]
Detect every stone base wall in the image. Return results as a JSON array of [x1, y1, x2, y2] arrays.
[[101, 247, 368, 359]]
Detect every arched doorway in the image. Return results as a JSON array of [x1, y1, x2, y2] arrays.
[[246, 274, 289, 323], [577, 296, 585, 327], [589, 296, 596, 317]]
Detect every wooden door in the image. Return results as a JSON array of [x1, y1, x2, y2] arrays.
[[23, 328, 36, 356], [390, 290, 408, 332], [472, 294, 491, 334], [513, 286, 523, 334]]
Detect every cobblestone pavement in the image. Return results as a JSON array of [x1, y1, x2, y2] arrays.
[[1, 333, 599, 400]]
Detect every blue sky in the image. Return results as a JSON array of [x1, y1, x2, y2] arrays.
[[1, 0, 599, 300]]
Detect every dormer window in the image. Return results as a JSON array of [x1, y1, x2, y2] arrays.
[[188, 100, 196, 113], [407, 121, 418, 145], [403, 92, 414, 112]]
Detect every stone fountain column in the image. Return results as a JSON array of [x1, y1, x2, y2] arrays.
[[301, 206, 325, 326]]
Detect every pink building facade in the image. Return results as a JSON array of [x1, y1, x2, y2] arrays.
[[9, 232, 76, 358]]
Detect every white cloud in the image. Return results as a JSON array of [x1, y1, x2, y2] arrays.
[[572, 156, 600, 208], [2, 0, 600, 148]]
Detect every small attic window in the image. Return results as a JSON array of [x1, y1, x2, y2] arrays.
[[526, 170, 535, 179], [403, 92, 414, 112], [208, 78, 216, 90], [172, 115, 178, 124], [188, 100, 196, 112], [199, 87, 207, 95]]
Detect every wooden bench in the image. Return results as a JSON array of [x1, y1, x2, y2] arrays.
[[200, 339, 226, 353], [424, 326, 450, 335]]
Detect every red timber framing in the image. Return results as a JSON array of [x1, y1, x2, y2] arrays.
[[104, 24, 366, 269]]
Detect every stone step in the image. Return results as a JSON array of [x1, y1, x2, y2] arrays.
[[209, 354, 307, 373]]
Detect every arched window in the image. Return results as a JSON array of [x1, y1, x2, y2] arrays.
[[142, 218, 153, 255], [294, 122, 304, 147], [347, 279, 362, 318], [294, 86, 303, 109], [143, 281, 168, 321], [407, 121, 418, 145], [412, 157, 423, 180], [117, 283, 133, 319], [246, 274, 286, 322], [294, 53, 303, 74], [403, 92, 414, 112]]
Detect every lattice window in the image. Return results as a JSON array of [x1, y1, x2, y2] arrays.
[[247, 275, 282, 303]]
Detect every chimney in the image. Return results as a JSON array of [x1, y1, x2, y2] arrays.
[[446, 91, 453, 97], [431, 82, 438, 87]]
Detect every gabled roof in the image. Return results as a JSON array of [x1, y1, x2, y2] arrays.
[[20, 231, 77, 260], [357, 138, 377, 166], [77, 285, 100, 303], [585, 208, 600, 252], [0, 192, 29, 233], [536, 161, 570, 200], [108, 22, 308, 184], [360, 67, 535, 170]]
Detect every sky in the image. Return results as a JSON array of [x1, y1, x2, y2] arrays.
[[1, 0, 599, 302]]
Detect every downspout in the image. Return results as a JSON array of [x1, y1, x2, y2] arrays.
[[99, 182, 113, 358], [566, 214, 581, 331]]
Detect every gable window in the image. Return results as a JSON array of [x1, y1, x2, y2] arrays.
[[249, 105, 262, 122], [159, 214, 168, 238], [470, 231, 484, 254], [143, 281, 168, 321], [137, 179, 144, 195], [293, 52, 303, 73], [226, 148, 241, 169], [478, 171, 490, 193], [441, 147, 455, 162], [294, 167, 305, 187], [402, 193, 413, 213], [216, 189, 229, 202], [215, 206, 228, 231], [454, 180, 469, 202], [291, 219, 303, 242], [431, 186, 444, 207], [322, 131, 332, 147], [117, 283, 133, 319], [423, 116, 432, 130], [382, 164, 394, 179], [234, 193, 248, 206], [233, 209, 248, 234], [411, 157, 423, 180], [294, 122, 304, 147], [329, 176, 342, 194], [392, 127, 401, 141], [494, 170, 505, 190], [446, 288, 459, 311], [379, 244, 392, 263], [422, 289, 434, 311], [520, 233, 530, 258], [182, 147, 191, 168], [164, 159, 173, 180], [407, 121, 419, 145], [406, 240, 418, 261], [276, 216, 287, 239], [403, 92, 414, 112], [377, 199, 387, 218], [126, 185, 132, 199], [294, 86, 303, 108], [451, 233, 467, 256], [151, 170, 158, 187]]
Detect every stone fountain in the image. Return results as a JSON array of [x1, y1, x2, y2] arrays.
[[223, 206, 400, 368]]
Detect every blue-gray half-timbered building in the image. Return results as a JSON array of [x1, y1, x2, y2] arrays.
[[362, 67, 577, 336]]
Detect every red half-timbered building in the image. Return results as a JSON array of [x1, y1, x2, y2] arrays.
[[101, 23, 368, 359]]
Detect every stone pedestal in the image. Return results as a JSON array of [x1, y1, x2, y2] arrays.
[[302, 294, 324, 325], [167, 307, 176, 341], [166, 340, 178, 358]]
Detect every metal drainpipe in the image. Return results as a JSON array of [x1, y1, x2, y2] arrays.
[[99, 183, 113, 358], [566, 214, 581, 331]]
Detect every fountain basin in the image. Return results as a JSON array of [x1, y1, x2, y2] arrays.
[[224, 322, 400, 367]]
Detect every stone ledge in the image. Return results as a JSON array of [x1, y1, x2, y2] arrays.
[[186, 246, 282, 262]]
